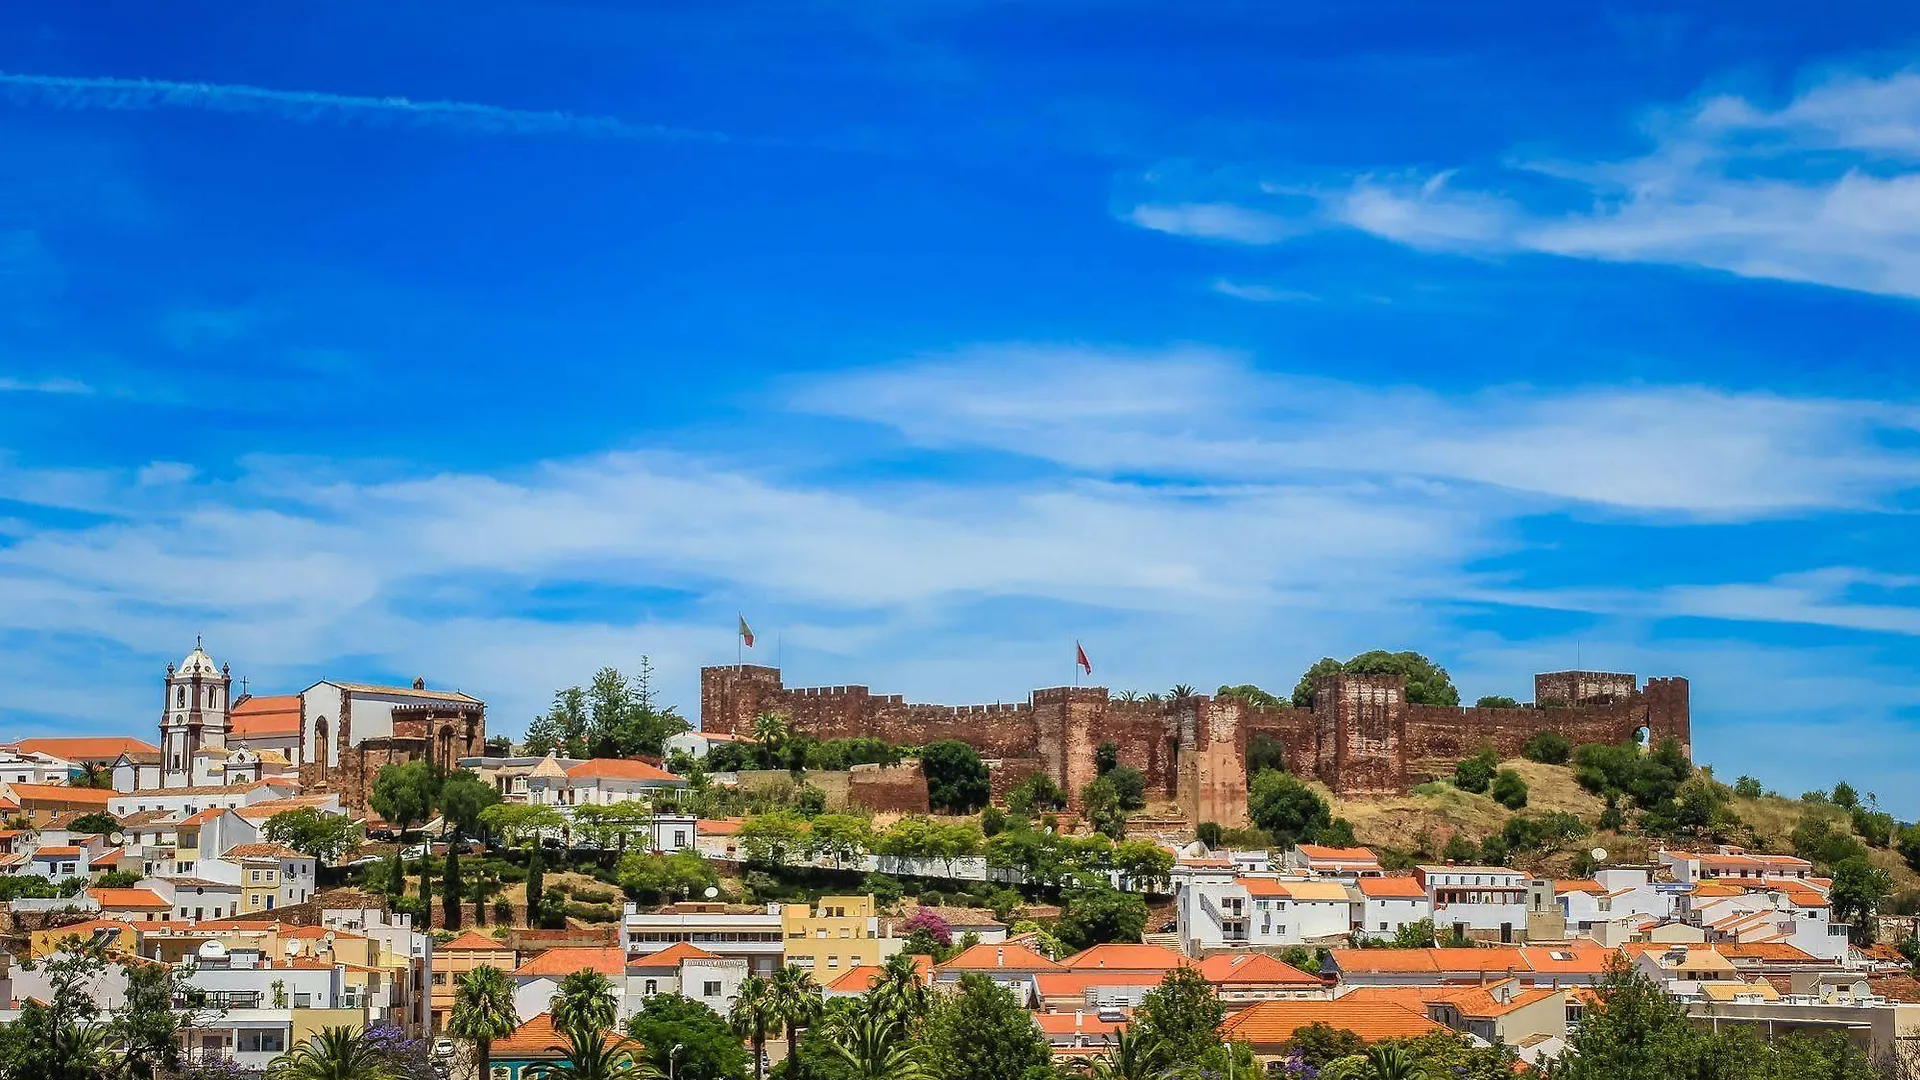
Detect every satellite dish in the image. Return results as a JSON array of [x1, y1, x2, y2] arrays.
[[109, 833, 125, 846], [1590, 847, 1608, 863], [322, 931, 336, 949], [286, 939, 303, 956], [703, 886, 719, 899]]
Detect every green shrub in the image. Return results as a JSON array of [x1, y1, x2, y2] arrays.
[[1491, 769, 1529, 809], [1453, 747, 1498, 794], [1521, 731, 1572, 765]]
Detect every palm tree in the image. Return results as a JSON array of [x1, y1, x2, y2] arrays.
[[69, 762, 113, 790], [768, 965, 822, 1062], [268, 1026, 397, 1080], [751, 711, 789, 769], [552, 969, 619, 1039], [729, 975, 777, 1080], [829, 1011, 925, 1080], [865, 953, 929, 1030], [449, 966, 520, 1080], [1322, 1045, 1427, 1080], [1079, 1028, 1167, 1080], [1168, 685, 1196, 700], [536, 1026, 658, 1080]]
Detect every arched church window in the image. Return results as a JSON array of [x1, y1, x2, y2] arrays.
[[177, 687, 185, 707]]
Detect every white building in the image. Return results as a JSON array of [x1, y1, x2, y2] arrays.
[[526, 757, 690, 809], [1174, 863, 1355, 952], [1353, 876, 1433, 938], [624, 942, 748, 1014], [1417, 865, 1532, 943], [1660, 848, 1814, 885], [511, 947, 633, 1025], [1279, 844, 1382, 877], [621, 901, 786, 976], [159, 643, 235, 788], [1557, 868, 1681, 939], [663, 729, 757, 761], [0, 747, 78, 787]]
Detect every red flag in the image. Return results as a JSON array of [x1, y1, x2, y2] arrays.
[[738, 615, 755, 649], [1076, 641, 1092, 675]]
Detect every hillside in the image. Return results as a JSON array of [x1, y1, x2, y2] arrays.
[[1314, 759, 1920, 898]]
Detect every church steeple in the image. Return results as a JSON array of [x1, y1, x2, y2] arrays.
[[160, 639, 233, 788]]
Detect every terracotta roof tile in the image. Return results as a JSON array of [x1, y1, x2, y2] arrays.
[[443, 930, 514, 952], [90, 888, 170, 909], [1219, 1000, 1445, 1044], [230, 696, 303, 738], [1061, 943, 1193, 972], [1356, 877, 1428, 899], [491, 1013, 633, 1059], [1294, 845, 1379, 861], [7, 783, 117, 806], [940, 942, 1064, 972], [221, 843, 307, 860], [512, 946, 628, 978], [13, 737, 159, 761], [1197, 952, 1324, 986], [564, 758, 685, 784], [626, 942, 719, 968]]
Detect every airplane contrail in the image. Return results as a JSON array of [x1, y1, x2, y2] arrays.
[[0, 71, 732, 143]]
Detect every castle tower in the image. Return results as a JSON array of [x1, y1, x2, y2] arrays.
[[160, 640, 232, 788]]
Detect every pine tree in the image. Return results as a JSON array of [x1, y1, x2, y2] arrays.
[[443, 844, 463, 930]]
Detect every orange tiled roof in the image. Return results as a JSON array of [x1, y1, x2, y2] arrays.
[[443, 930, 514, 952], [1197, 952, 1323, 986], [1712, 942, 1820, 962], [33, 846, 83, 857], [232, 795, 336, 820], [1219, 1000, 1445, 1044], [1295, 845, 1379, 861], [1034, 971, 1170, 997], [1356, 877, 1428, 899], [90, 888, 170, 909], [824, 957, 933, 994], [564, 758, 685, 783], [1556, 880, 1604, 894], [1061, 943, 1193, 971], [492, 1013, 634, 1058], [222, 843, 307, 860], [230, 696, 302, 738], [626, 942, 719, 968], [697, 818, 743, 836], [940, 942, 1064, 972], [7, 783, 116, 806], [512, 946, 628, 977], [13, 737, 158, 761]]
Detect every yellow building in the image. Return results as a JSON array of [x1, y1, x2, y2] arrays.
[[431, 930, 519, 1032], [780, 895, 892, 978]]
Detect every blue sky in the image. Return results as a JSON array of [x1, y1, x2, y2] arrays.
[[4, 2, 1920, 807]]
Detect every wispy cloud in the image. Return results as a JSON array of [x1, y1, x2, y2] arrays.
[[0, 72, 732, 143], [799, 346, 1920, 518], [1210, 279, 1319, 304], [1127, 64, 1920, 299], [0, 375, 91, 394]]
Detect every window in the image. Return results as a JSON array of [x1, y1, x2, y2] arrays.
[[645, 980, 658, 995], [704, 981, 722, 996], [251, 871, 261, 882], [826, 957, 838, 968], [432, 973, 447, 986], [238, 1030, 285, 1053]]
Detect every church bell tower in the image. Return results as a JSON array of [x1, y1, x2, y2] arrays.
[[160, 638, 232, 788]]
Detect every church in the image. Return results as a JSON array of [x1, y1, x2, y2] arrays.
[[149, 641, 488, 809]]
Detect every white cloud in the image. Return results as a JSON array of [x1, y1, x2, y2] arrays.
[[0, 376, 91, 394], [1128, 201, 1296, 244], [1130, 64, 1920, 299], [800, 346, 1920, 517], [1210, 279, 1319, 303]]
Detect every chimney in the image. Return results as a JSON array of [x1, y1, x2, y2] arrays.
[[413, 678, 426, 691], [996, 948, 1005, 968], [1074, 1010, 1083, 1028]]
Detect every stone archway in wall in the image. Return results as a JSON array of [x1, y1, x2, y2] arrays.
[[1634, 725, 1650, 746]]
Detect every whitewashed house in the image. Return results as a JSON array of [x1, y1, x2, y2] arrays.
[[1418, 865, 1532, 943], [1354, 876, 1433, 938]]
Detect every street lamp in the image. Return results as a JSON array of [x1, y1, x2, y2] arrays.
[[670, 1042, 684, 1080]]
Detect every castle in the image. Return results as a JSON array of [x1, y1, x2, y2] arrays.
[[700, 666, 1690, 827]]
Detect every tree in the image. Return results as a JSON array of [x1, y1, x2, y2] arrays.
[[739, 811, 811, 867], [827, 1010, 926, 1080], [1793, 815, 1869, 870], [1476, 696, 1521, 710], [1286, 1023, 1366, 1070], [1291, 658, 1347, 708], [920, 741, 990, 814], [1832, 781, 1860, 810], [769, 965, 824, 1064], [450, 966, 520, 1080], [528, 686, 590, 757], [1196, 822, 1224, 848], [1441, 833, 1478, 864], [1083, 777, 1126, 840], [268, 1026, 402, 1080], [1006, 773, 1067, 814], [443, 843, 465, 930], [1216, 684, 1282, 708], [1521, 730, 1571, 765], [1057, 887, 1148, 951], [1452, 747, 1497, 794], [867, 951, 932, 1030], [626, 994, 749, 1080], [1114, 840, 1174, 893], [439, 769, 503, 836], [1490, 769, 1528, 809], [66, 811, 120, 836], [924, 974, 1051, 1080], [542, 1026, 658, 1080], [808, 814, 874, 868], [1248, 769, 1331, 846], [729, 976, 776, 1080], [1831, 856, 1893, 944], [265, 808, 365, 871], [1246, 733, 1287, 782], [1079, 1026, 1166, 1080], [1733, 775, 1764, 798], [554, 969, 620, 1039], [1105, 766, 1147, 811], [619, 850, 720, 905], [370, 759, 440, 906], [1323, 1044, 1429, 1080], [1095, 742, 1120, 776], [1132, 968, 1225, 1064], [117, 958, 199, 1080], [69, 762, 114, 790]]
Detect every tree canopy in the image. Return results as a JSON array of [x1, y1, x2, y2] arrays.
[[1292, 651, 1459, 707], [924, 974, 1052, 1080], [920, 741, 990, 814], [1248, 768, 1332, 846], [626, 993, 749, 1080]]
